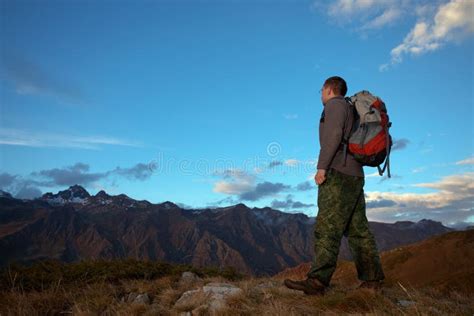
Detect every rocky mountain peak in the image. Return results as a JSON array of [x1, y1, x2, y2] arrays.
[[415, 218, 450, 232], [41, 184, 90, 205], [65, 185, 91, 198], [0, 190, 13, 199], [95, 190, 110, 199], [160, 201, 178, 209], [417, 219, 440, 225], [234, 203, 249, 209]]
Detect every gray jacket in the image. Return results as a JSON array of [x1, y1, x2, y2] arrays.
[[316, 96, 364, 177]]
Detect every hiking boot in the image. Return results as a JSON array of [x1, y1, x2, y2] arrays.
[[358, 280, 383, 290], [283, 277, 326, 295]]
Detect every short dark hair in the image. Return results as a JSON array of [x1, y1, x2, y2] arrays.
[[323, 76, 347, 96]]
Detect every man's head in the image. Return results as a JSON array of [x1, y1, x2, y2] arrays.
[[321, 76, 347, 105]]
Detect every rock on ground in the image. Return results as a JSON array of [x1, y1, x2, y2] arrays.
[[175, 282, 243, 313]]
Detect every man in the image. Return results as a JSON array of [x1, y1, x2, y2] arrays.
[[284, 76, 385, 295]]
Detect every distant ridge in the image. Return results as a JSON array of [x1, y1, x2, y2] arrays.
[[0, 185, 453, 276]]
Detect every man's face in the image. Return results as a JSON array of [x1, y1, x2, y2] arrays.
[[320, 85, 331, 105]]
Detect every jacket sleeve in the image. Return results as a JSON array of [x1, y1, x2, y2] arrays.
[[317, 99, 346, 170]]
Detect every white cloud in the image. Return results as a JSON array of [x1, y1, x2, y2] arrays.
[[456, 156, 474, 165], [415, 4, 438, 18], [328, 0, 378, 16], [381, 0, 474, 70], [414, 173, 474, 196], [212, 168, 256, 195], [361, 7, 402, 30], [366, 172, 474, 225], [319, 0, 406, 30], [0, 127, 142, 150], [369, 173, 473, 209], [213, 181, 253, 195], [315, 0, 474, 70]]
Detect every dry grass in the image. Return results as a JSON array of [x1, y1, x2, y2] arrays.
[[217, 277, 474, 316], [3, 230, 473, 314], [1, 270, 473, 315], [1, 288, 71, 315]]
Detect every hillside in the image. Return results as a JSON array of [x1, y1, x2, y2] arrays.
[[276, 229, 474, 294], [1, 230, 473, 315]]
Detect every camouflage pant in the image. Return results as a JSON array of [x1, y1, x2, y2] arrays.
[[307, 168, 385, 286]]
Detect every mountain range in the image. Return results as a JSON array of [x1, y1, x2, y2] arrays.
[[0, 185, 453, 276]]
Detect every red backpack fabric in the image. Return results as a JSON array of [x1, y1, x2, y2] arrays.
[[342, 91, 392, 177]]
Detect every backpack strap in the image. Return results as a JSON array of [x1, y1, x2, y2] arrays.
[[377, 125, 392, 178], [341, 97, 354, 167]]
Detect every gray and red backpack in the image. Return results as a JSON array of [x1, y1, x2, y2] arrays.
[[342, 90, 392, 178]]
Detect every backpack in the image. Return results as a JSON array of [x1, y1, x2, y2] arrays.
[[342, 90, 392, 178]]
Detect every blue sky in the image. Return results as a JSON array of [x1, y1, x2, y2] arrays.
[[1, 0, 473, 227]]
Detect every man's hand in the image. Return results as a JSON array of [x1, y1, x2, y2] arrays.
[[314, 169, 327, 185]]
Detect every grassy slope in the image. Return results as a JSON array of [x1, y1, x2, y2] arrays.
[[277, 229, 474, 294], [1, 230, 473, 315]]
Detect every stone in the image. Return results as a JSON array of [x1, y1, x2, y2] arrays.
[[397, 299, 416, 307], [134, 293, 151, 305], [174, 282, 243, 313], [203, 282, 242, 298], [175, 289, 202, 307], [180, 271, 202, 284], [125, 292, 151, 305], [126, 292, 138, 302]]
